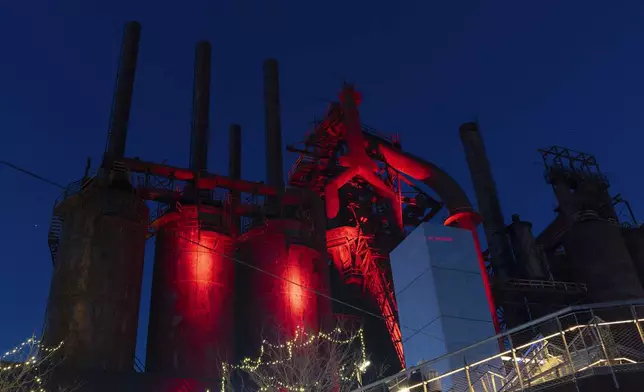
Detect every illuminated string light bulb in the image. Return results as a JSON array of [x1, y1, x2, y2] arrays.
[[220, 326, 368, 392], [1, 337, 64, 392]]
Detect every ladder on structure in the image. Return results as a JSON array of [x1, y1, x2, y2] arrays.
[[47, 215, 63, 266]]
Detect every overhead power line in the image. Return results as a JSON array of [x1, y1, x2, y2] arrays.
[[5, 161, 444, 344], [177, 234, 444, 343], [0, 160, 66, 189]]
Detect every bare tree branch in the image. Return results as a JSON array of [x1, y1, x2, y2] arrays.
[[0, 336, 73, 392], [223, 321, 384, 392]]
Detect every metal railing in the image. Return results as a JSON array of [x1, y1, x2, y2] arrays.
[[353, 300, 644, 392], [507, 279, 588, 293]]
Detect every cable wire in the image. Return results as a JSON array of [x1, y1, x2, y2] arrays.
[[177, 234, 444, 342], [0, 160, 66, 189], [4, 160, 445, 344]]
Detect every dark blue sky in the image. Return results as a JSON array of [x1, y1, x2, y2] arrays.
[[2, 0, 644, 362]]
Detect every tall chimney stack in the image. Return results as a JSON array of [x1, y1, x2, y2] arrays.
[[263, 59, 284, 190], [459, 122, 513, 281], [105, 21, 141, 162], [229, 123, 242, 233], [189, 41, 212, 172]]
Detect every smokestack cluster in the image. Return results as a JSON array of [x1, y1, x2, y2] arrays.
[[102, 23, 286, 192]]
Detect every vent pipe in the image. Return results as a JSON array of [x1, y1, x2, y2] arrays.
[[229, 124, 242, 180], [189, 41, 212, 172], [229, 123, 242, 233], [263, 59, 284, 190], [105, 21, 141, 162]]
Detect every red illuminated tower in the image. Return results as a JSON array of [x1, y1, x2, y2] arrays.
[[287, 84, 495, 371], [235, 60, 332, 359], [144, 42, 237, 379]]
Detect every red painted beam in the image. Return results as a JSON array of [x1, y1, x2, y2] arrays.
[[120, 157, 304, 203]]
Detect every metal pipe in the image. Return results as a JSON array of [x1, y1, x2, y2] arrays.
[[263, 58, 284, 190], [229, 123, 242, 234], [459, 122, 513, 280], [310, 190, 333, 330], [190, 41, 212, 172], [555, 316, 578, 390], [508, 336, 524, 390], [106, 21, 141, 161], [228, 124, 242, 180], [375, 141, 474, 217], [623, 199, 637, 226]]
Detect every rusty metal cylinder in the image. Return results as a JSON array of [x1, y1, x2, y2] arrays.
[[189, 41, 212, 172], [507, 214, 547, 279], [146, 207, 235, 378], [106, 21, 141, 161], [564, 214, 644, 301], [236, 219, 324, 359], [43, 183, 148, 371]]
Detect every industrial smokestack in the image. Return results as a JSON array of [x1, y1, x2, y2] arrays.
[[459, 122, 513, 281], [263, 59, 284, 190], [229, 124, 242, 234], [189, 41, 212, 172], [105, 21, 141, 162], [229, 124, 242, 180]]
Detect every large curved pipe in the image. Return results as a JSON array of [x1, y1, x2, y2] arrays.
[[321, 87, 498, 330], [377, 142, 474, 218], [376, 141, 499, 332]]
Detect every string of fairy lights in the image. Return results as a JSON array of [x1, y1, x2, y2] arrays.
[[221, 326, 369, 392], [0, 336, 64, 392]]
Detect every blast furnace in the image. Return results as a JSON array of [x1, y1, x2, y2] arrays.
[[43, 20, 505, 391]]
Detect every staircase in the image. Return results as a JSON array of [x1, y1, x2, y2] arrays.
[[48, 215, 63, 267], [134, 356, 145, 372], [287, 118, 343, 192]]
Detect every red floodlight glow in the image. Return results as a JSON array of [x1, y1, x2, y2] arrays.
[[147, 212, 236, 378], [444, 211, 499, 333]]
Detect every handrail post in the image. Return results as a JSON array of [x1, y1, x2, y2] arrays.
[[464, 359, 475, 392], [555, 315, 579, 391], [630, 305, 644, 345], [572, 313, 593, 374], [590, 309, 619, 389], [508, 335, 524, 390]]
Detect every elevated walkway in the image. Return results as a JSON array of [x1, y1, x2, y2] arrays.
[[354, 299, 644, 392]]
